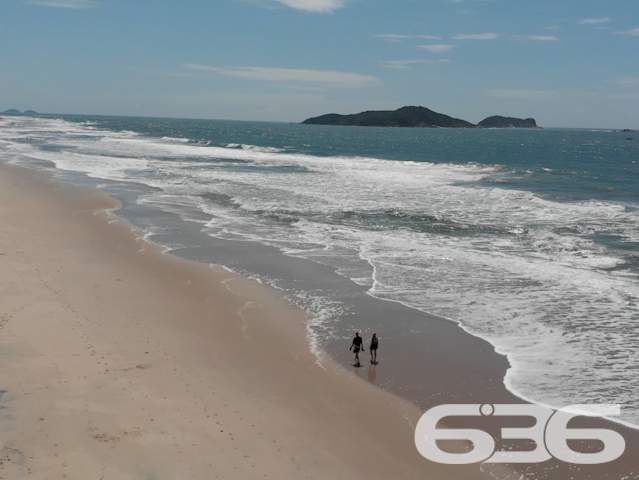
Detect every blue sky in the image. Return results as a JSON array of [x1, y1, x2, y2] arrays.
[[1, 0, 638, 127]]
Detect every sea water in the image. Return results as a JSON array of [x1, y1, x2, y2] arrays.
[[1, 114, 638, 427]]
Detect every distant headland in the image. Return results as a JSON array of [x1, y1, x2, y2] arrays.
[[1, 109, 39, 115], [478, 116, 538, 128], [302, 106, 540, 129]]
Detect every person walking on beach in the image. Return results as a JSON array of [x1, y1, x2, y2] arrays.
[[369, 332, 378, 364], [350, 332, 364, 367]]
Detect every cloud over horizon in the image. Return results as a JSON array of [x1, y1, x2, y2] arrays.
[[615, 27, 639, 35], [578, 17, 612, 25], [269, 0, 345, 12], [612, 76, 639, 87], [184, 64, 379, 88], [418, 44, 457, 52]]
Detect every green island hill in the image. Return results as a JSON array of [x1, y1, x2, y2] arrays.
[[302, 106, 539, 129], [302, 106, 477, 128]]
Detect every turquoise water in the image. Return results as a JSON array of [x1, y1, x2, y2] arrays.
[[1, 114, 638, 426]]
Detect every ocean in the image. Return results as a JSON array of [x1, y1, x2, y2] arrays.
[[1, 114, 638, 428]]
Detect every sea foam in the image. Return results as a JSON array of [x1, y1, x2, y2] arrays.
[[2, 115, 638, 428]]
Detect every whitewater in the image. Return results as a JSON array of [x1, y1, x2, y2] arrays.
[[1, 114, 638, 427]]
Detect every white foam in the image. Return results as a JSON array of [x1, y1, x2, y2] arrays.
[[227, 143, 285, 153], [3, 116, 639, 428], [161, 136, 190, 143]]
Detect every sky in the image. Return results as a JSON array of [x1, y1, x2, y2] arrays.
[[1, 0, 639, 128]]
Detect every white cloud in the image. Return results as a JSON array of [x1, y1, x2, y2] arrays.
[[608, 93, 639, 100], [270, 0, 344, 12], [527, 35, 559, 41], [25, 0, 99, 7], [377, 34, 441, 42], [615, 27, 639, 35], [486, 89, 559, 100], [453, 33, 498, 40], [382, 59, 450, 69], [578, 17, 612, 25], [418, 44, 457, 52], [612, 76, 639, 87], [183, 64, 379, 88]]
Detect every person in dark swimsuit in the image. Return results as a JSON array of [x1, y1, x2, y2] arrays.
[[350, 332, 364, 367], [369, 332, 378, 364]]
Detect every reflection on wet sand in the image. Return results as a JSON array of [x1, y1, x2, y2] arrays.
[[367, 364, 376, 385]]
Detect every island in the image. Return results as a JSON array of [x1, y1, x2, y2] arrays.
[[2, 109, 23, 115], [302, 106, 540, 129], [478, 116, 539, 128], [302, 106, 477, 128], [1, 109, 39, 115]]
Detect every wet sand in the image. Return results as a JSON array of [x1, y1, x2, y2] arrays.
[[0, 164, 487, 479], [1, 163, 637, 480]]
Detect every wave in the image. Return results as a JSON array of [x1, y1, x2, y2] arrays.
[[3, 115, 639, 428], [226, 143, 285, 153]]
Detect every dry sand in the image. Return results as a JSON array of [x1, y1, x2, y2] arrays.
[[0, 164, 488, 479]]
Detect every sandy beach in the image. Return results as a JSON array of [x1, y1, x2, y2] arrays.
[[3, 0, 638, 475], [3, 162, 639, 480], [0, 164, 491, 479]]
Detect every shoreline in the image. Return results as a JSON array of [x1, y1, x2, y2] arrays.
[[12, 151, 636, 435], [0, 163, 485, 479], [2, 162, 639, 479]]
